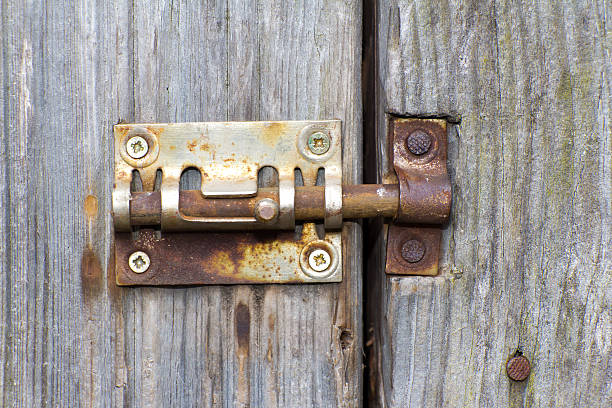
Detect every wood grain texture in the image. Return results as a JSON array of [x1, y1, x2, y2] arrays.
[[1, 0, 362, 406], [366, 0, 610, 407], [1, 1, 132, 406]]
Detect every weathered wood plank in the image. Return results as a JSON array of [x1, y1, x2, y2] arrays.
[[366, 0, 610, 407], [126, 1, 362, 405], [1, 0, 362, 407], [1, 0, 132, 406]]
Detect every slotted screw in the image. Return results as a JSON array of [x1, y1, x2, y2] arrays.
[[405, 130, 432, 155], [128, 251, 150, 273], [307, 132, 331, 155], [126, 136, 149, 159]]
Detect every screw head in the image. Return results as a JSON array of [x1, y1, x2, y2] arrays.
[[506, 354, 531, 382], [254, 198, 279, 223], [405, 130, 432, 155], [308, 249, 331, 272], [126, 136, 149, 159], [401, 239, 425, 263], [307, 132, 331, 155], [128, 251, 150, 273]]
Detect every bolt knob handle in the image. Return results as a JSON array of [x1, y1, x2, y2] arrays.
[[254, 199, 280, 223]]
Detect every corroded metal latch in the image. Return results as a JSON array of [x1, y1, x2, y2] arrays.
[[384, 118, 452, 276], [112, 118, 451, 285]]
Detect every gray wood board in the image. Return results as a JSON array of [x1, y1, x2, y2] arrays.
[[367, 0, 611, 407], [1, 0, 362, 406]]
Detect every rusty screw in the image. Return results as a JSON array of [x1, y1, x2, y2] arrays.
[[254, 198, 279, 223], [126, 136, 149, 159], [401, 239, 425, 263], [506, 352, 531, 382], [308, 248, 331, 272], [128, 251, 150, 273], [405, 130, 432, 156], [307, 132, 331, 155]]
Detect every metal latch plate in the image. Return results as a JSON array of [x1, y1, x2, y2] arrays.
[[384, 118, 451, 276], [113, 121, 343, 285], [115, 225, 341, 285]]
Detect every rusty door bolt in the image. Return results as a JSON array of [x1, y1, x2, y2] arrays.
[[506, 352, 531, 381], [254, 198, 279, 223], [126, 136, 149, 159], [401, 239, 425, 263], [128, 251, 150, 273], [405, 130, 432, 155], [307, 132, 331, 155], [308, 248, 331, 271]]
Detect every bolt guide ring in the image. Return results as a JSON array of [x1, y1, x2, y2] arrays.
[[113, 118, 451, 285]]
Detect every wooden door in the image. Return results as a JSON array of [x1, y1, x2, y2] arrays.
[[364, 1, 610, 407], [1, 1, 362, 406], [1, 1, 608, 407]]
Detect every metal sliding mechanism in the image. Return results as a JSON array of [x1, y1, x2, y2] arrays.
[[112, 118, 451, 285]]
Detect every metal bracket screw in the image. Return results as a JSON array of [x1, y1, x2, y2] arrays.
[[128, 251, 150, 273], [126, 136, 149, 159], [401, 239, 425, 263], [405, 130, 432, 155], [307, 132, 331, 155], [308, 248, 331, 271]]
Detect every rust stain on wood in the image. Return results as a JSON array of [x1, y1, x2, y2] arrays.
[[81, 247, 103, 303], [268, 314, 275, 331], [235, 302, 251, 405], [266, 338, 273, 362], [84, 194, 98, 218], [235, 303, 251, 352]]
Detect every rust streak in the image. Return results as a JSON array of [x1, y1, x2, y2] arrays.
[[235, 302, 250, 405], [81, 247, 103, 303], [145, 126, 164, 137], [261, 122, 287, 146], [84, 194, 98, 218], [114, 125, 131, 136], [187, 139, 198, 152], [235, 303, 250, 351]]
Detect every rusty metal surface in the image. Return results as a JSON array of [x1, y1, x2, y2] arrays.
[[113, 120, 344, 285], [391, 118, 451, 224], [385, 118, 451, 276], [114, 118, 450, 282], [116, 223, 342, 285], [129, 184, 399, 225], [385, 225, 442, 275], [113, 121, 342, 232], [506, 353, 531, 382]]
